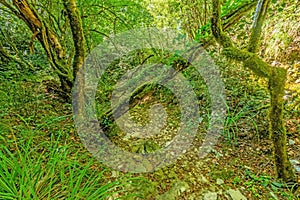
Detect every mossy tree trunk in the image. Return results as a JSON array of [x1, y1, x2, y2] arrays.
[[211, 0, 295, 182], [0, 0, 85, 98], [269, 68, 293, 180], [63, 0, 85, 117], [63, 0, 85, 82]]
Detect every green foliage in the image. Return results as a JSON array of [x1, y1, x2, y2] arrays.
[[0, 9, 48, 76], [222, 0, 253, 17], [210, 169, 235, 180], [243, 170, 298, 199], [0, 135, 135, 199], [223, 102, 247, 145], [0, 77, 145, 199], [1, 0, 299, 199], [78, 0, 153, 50], [194, 23, 211, 41], [0, 0, 153, 95]]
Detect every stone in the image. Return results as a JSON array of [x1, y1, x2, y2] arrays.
[[290, 160, 300, 172], [294, 165, 300, 173], [289, 139, 295, 145], [203, 192, 218, 200], [290, 159, 300, 165], [216, 178, 224, 185], [198, 174, 209, 183], [111, 171, 119, 177], [226, 189, 247, 200], [156, 181, 189, 200]]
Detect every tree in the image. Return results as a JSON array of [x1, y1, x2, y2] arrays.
[[0, 0, 153, 97], [0, 0, 85, 97], [210, 0, 295, 182], [98, 1, 258, 128]]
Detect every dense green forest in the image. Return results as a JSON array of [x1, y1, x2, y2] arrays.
[[0, 0, 299, 199]]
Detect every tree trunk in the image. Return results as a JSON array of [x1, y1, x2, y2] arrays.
[[1, 0, 85, 97], [269, 68, 295, 181], [63, 0, 85, 82], [11, 0, 73, 94], [63, 0, 85, 116], [211, 0, 295, 182]]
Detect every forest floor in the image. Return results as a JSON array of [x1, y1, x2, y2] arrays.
[[106, 63, 300, 199], [0, 59, 299, 199]]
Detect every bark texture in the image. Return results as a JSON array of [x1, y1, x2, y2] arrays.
[[63, 0, 85, 82]]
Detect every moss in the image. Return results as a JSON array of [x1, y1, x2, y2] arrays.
[[269, 68, 295, 181], [63, 0, 85, 82], [210, 169, 235, 180], [131, 180, 158, 199], [132, 140, 161, 154], [222, 47, 272, 78], [211, 0, 233, 48], [222, 1, 257, 30]]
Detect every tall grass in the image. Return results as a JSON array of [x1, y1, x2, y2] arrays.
[[0, 132, 136, 200]]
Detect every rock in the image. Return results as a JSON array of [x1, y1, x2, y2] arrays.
[[198, 174, 209, 183], [111, 171, 119, 177], [211, 149, 223, 158], [226, 189, 247, 200], [290, 159, 300, 165], [203, 192, 218, 200], [165, 141, 171, 147], [290, 160, 300, 172], [156, 181, 189, 200], [289, 139, 295, 145], [294, 165, 300, 173], [216, 178, 224, 185]]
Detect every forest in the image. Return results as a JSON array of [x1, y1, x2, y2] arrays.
[[0, 0, 299, 199]]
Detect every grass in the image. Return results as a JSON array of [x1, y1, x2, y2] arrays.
[[0, 76, 143, 200], [0, 42, 299, 199], [0, 128, 139, 200], [223, 101, 247, 145]]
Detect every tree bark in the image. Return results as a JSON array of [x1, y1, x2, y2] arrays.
[[63, 0, 85, 82], [11, 0, 72, 94], [63, 0, 85, 117]]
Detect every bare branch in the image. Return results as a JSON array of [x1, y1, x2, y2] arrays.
[[248, 0, 271, 53]]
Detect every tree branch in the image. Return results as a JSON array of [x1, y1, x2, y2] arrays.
[[248, 0, 271, 53]]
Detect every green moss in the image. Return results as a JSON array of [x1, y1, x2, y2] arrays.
[[130, 180, 158, 199], [268, 67, 295, 181], [132, 140, 161, 154], [210, 169, 235, 180], [222, 47, 272, 78], [211, 0, 233, 48]]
